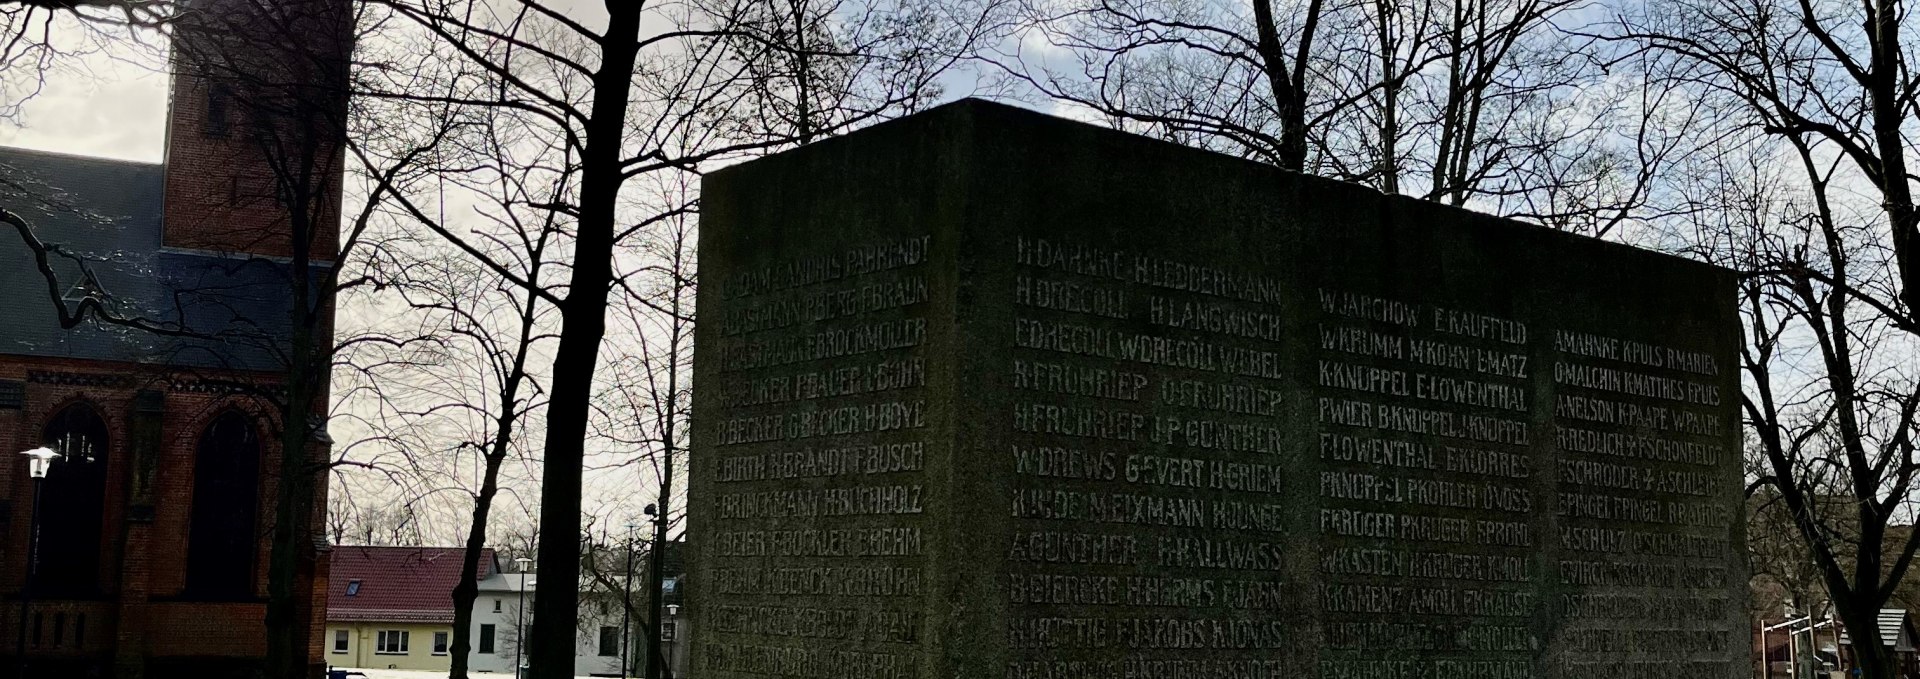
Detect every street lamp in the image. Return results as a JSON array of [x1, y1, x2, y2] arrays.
[[642, 502, 667, 679], [15, 447, 58, 679], [513, 557, 533, 679], [619, 522, 637, 679]]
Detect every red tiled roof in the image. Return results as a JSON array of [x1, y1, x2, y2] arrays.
[[327, 545, 497, 624]]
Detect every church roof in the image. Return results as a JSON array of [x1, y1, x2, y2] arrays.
[[0, 145, 309, 372]]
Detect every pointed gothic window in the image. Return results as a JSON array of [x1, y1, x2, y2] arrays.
[[184, 411, 261, 599], [37, 403, 109, 597]]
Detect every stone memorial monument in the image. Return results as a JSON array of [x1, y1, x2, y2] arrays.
[[687, 99, 1747, 679]]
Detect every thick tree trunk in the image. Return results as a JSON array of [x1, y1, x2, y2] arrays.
[[790, 0, 814, 143], [266, 371, 318, 679], [1838, 603, 1897, 679], [1865, 0, 1920, 319], [1250, 0, 1317, 172], [267, 159, 323, 679], [528, 4, 643, 679], [1373, 0, 1399, 194]]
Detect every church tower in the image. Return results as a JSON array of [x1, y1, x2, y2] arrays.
[[0, 2, 350, 679], [160, 0, 351, 260], [152, 1, 351, 678]]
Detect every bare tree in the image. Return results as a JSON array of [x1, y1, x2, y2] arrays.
[[337, 72, 571, 676], [982, 0, 1326, 170], [985, 0, 1685, 232], [1602, 0, 1920, 673], [591, 171, 696, 679], [1602, 0, 1920, 315], [1655, 116, 1920, 678], [1749, 488, 1836, 620], [576, 524, 673, 679], [0, 0, 169, 118], [353, 2, 1004, 676]]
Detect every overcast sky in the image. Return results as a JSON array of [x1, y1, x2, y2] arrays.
[[0, 30, 170, 162], [0, 5, 1074, 164]]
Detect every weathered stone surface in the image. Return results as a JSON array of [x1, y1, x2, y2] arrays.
[[687, 99, 1747, 679]]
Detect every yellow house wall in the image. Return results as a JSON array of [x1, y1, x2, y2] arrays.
[[326, 621, 456, 671]]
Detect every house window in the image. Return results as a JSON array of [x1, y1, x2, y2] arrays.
[[597, 626, 618, 656], [345, 580, 361, 596], [376, 630, 409, 654], [493, 599, 501, 613], [333, 630, 349, 653], [433, 631, 449, 655], [74, 614, 84, 647], [661, 622, 676, 642], [51, 612, 64, 648], [479, 624, 495, 654]]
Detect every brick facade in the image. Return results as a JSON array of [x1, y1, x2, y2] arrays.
[[159, 70, 344, 260], [160, 0, 347, 261], [0, 0, 348, 675], [0, 358, 333, 678]]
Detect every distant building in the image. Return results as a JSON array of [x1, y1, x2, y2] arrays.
[[1838, 609, 1920, 677], [468, 543, 687, 677], [658, 580, 689, 679], [325, 546, 498, 672]]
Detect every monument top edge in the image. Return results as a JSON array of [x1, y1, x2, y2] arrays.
[[711, 96, 1735, 281]]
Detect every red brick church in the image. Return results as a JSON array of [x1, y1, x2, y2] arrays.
[[0, 0, 349, 676]]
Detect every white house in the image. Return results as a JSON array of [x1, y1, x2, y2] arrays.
[[466, 573, 688, 678]]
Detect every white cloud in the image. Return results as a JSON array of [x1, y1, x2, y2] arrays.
[[0, 21, 168, 162]]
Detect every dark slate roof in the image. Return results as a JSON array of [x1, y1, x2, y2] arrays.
[[0, 146, 307, 371], [327, 545, 499, 623]]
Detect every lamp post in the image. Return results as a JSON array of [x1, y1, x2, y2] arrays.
[[643, 502, 667, 679], [619, 522, 636, 679], [514, 557, 533, 679], [14, 447, 57, 679]]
